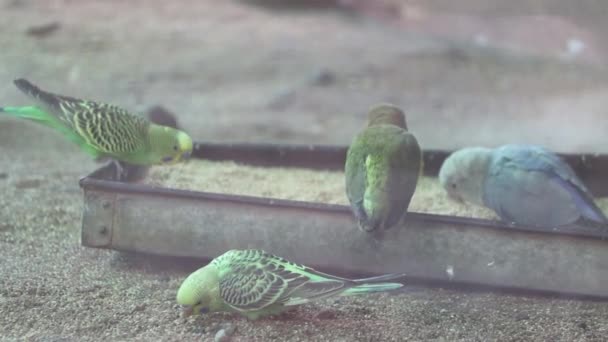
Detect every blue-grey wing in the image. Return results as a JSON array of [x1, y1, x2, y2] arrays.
[[484, 145, 607, 226]]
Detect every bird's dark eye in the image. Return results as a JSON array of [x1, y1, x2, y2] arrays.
[[173, 145, 178, 151], [451, 183, 457, 189], [198, 307, 209, 314]]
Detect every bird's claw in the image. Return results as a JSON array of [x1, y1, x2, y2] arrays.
[[109, 160, 127, 181]]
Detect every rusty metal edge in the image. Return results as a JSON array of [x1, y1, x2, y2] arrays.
[[79, 143, 608, 241]]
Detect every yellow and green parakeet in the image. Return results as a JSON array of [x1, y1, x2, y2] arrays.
[[345, 103, 422, 232], [0, 78, 193, 166], [176, 249, 405, 320]]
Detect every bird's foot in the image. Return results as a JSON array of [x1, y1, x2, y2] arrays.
[[108, 160, 127, 181], [115, 160, 124, 180]]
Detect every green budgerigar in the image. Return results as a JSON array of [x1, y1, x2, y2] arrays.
[[345, 103, 422, 232], [0, 78, 193, 166], [176, 249, 405, 320]]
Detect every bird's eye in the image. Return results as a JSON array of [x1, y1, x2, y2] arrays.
[[173, 145, 178, 151], [198, 307, 209, 314], [451, 183, 457, 189]]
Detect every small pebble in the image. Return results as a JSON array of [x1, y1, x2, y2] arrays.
[[221, 322, 236, 336], [214, 329, 230, 342], [213, 323, 236, 341]]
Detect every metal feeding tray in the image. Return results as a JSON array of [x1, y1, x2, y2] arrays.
[[79, 142, 608, 299]]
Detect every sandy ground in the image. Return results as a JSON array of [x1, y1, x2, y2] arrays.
[[3, 0, 608, 341]]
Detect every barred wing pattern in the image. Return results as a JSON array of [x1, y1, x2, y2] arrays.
[[215, 250, 348, 312], [13, 78, 149, 154], [66, 101, 149, 154]]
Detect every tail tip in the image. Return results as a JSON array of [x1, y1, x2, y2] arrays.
[[13, 78, 39, 94], [13, 78, 31, 88]]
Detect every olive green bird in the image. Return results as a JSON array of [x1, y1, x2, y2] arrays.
[[345, 103, 422, 232], [176, 249, 405, 320], [0, 78, 193, 166]]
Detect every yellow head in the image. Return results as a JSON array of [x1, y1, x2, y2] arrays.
[[367, 103, 407, 129], [149, 125, 193, 165], [176, 264, 223, 317]]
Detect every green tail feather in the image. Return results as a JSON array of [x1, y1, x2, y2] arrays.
[[1, 106, 55, 122], [0, 106, 100, 157], [341, 273, 405, 295], [353, 273, 406, 283], [342, 282, 404, 296], [0, 105, 73, 133]]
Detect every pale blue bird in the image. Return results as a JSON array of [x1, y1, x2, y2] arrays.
[[439, 144, 608, 229]]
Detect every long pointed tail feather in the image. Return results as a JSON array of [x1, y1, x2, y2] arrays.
[[0, 105, 71, 134], [342, 282, 404, 296], [13, 78, 63, 107], [353, 273, 406, 284], [0, 105, 98, 157], [338, 273, 406, 296], [0, 106, 54, 122]]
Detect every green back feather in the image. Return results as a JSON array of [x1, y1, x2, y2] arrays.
[[345, 124, 421, 231], [215, 249, 403, 313]]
